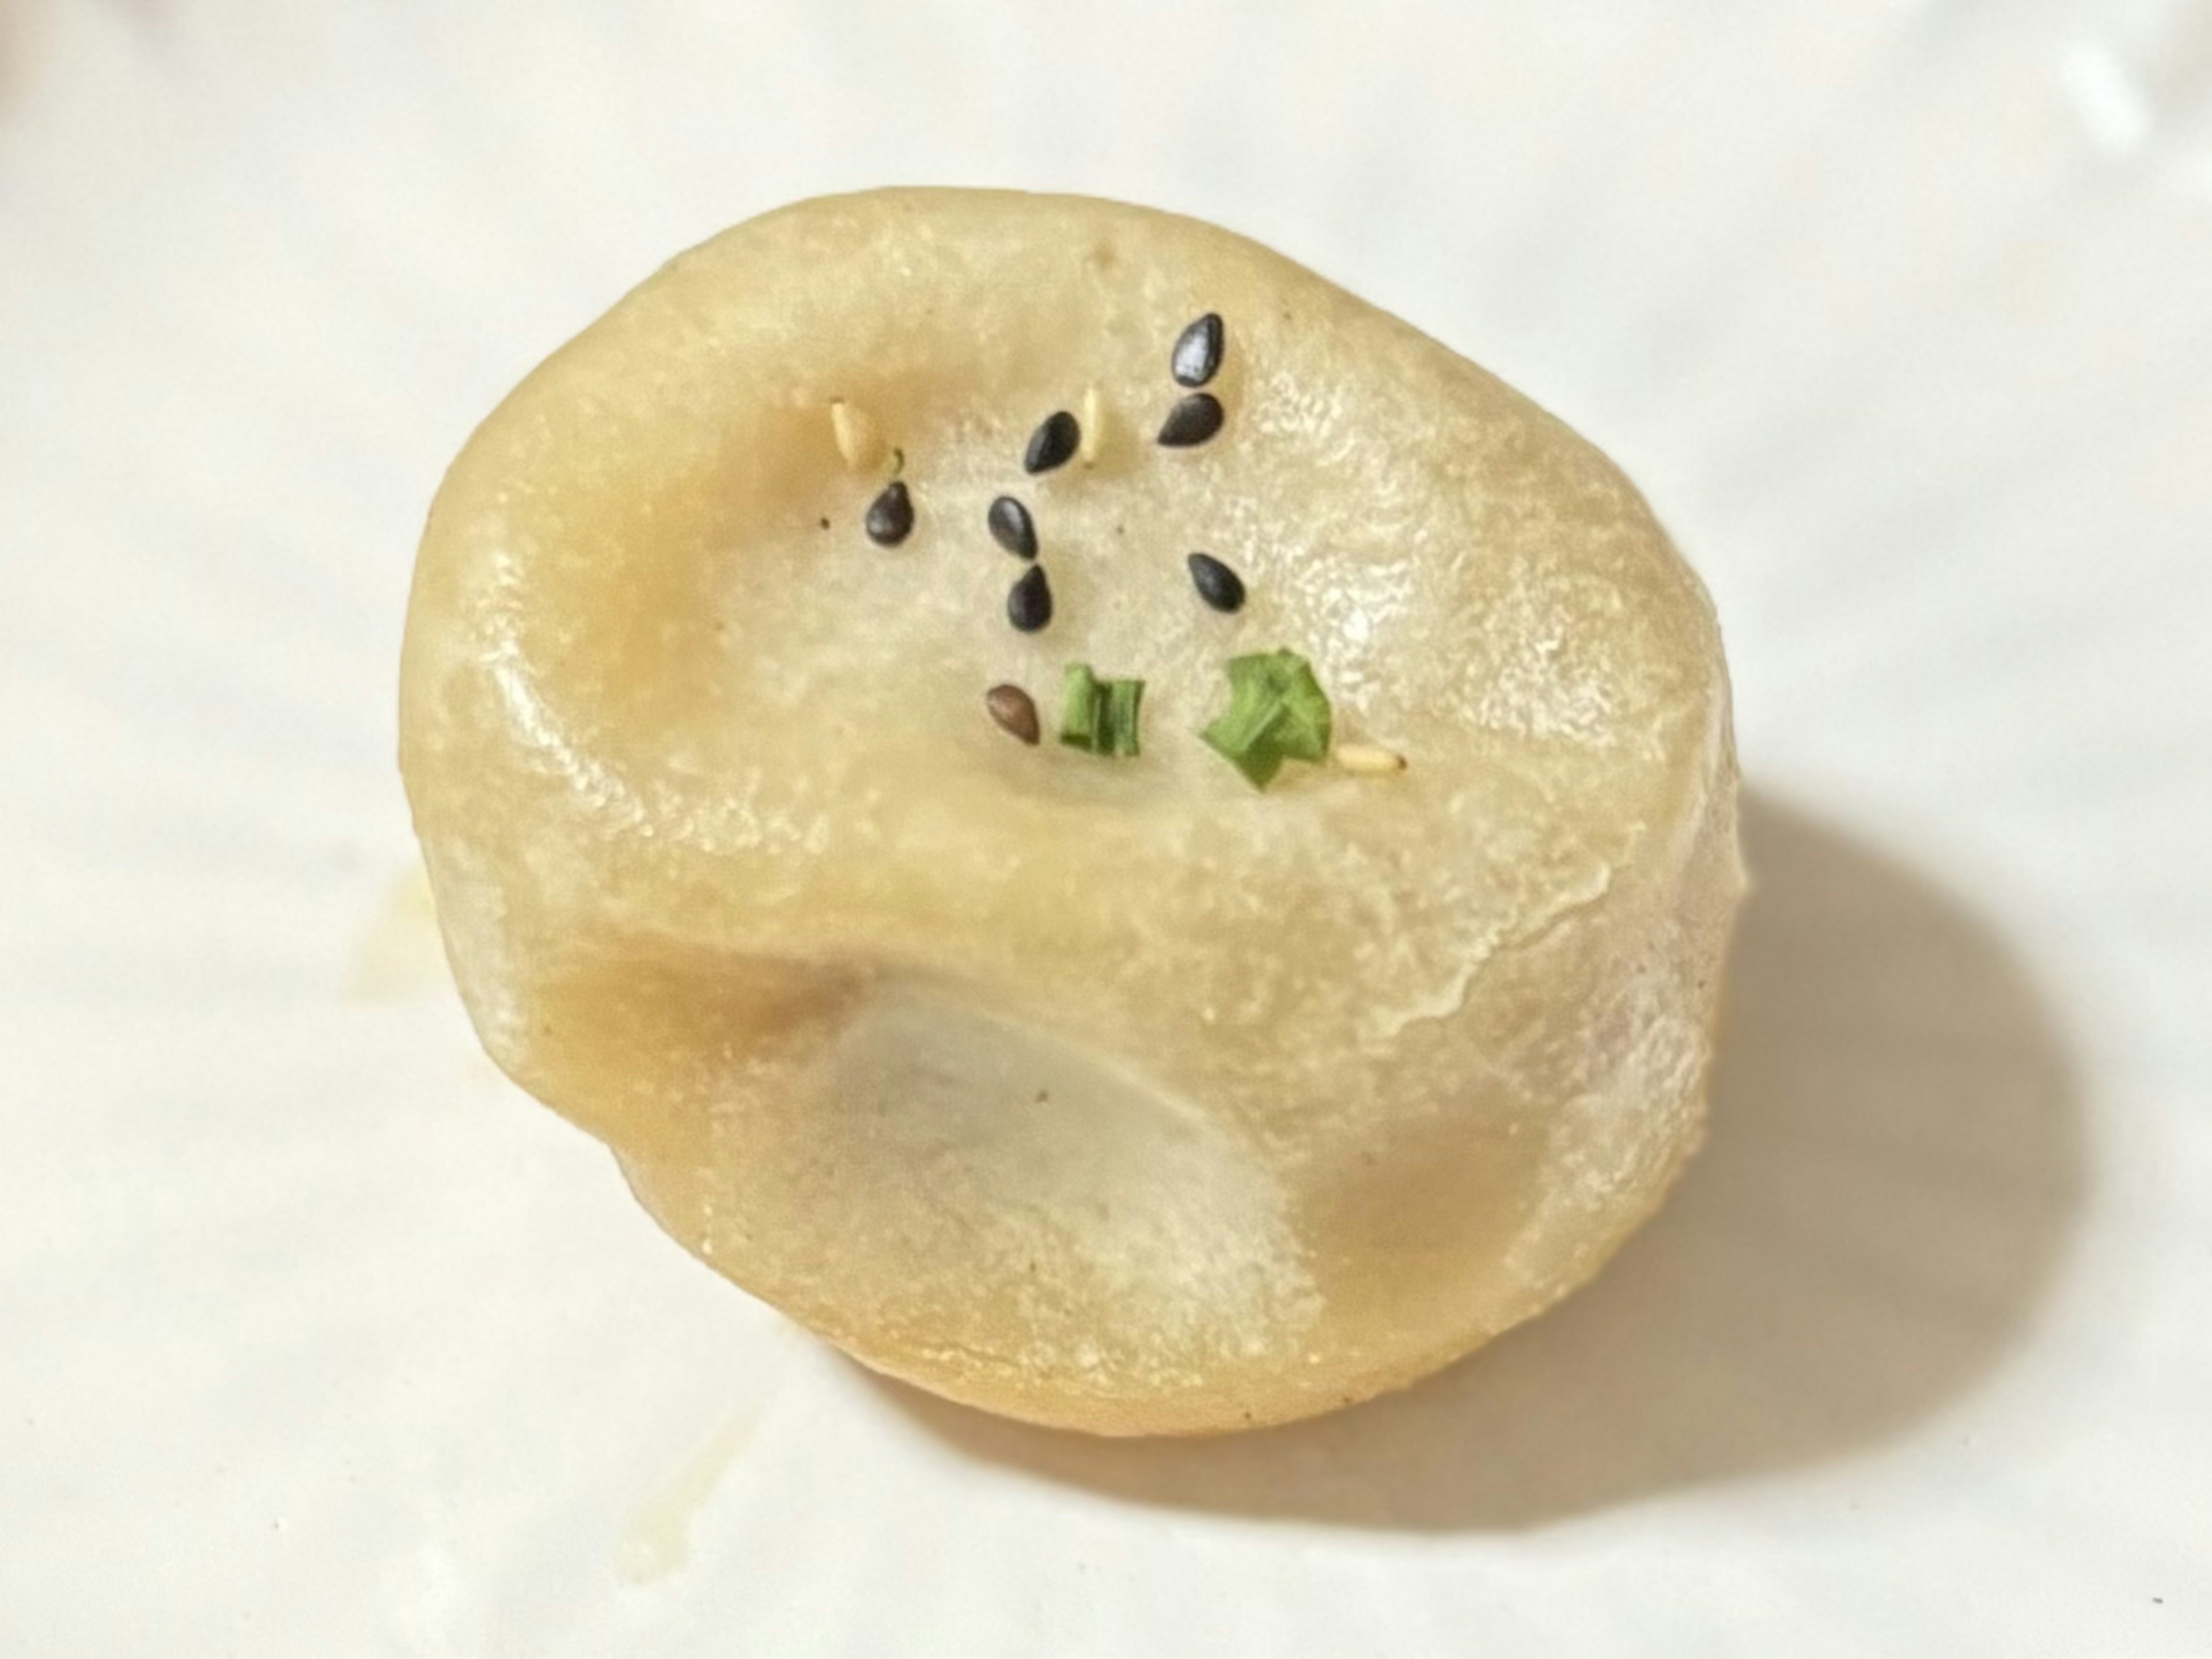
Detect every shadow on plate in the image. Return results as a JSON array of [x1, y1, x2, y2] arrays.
[[869, 791, 2089, 1529]]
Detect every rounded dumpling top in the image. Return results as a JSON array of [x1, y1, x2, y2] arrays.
[[401, 188, 1740, 1435]]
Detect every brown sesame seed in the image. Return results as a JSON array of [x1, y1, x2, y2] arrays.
[[985, 683, 1040, 745]]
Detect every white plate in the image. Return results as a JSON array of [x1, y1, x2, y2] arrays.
[[3, 2, 2209, 1653]]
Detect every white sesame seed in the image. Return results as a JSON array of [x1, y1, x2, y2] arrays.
[[830, 399, 885, 473], [1335, 743, 1408, 775], [1079, 384, 1107, 466]]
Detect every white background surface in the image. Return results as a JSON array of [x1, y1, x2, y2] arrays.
[[3, 2, 2210, 1654]]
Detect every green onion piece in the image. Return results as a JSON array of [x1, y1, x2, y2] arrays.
[[1104, 677, 1145, 757], [1059, 662, 1146, 757], [1060, 663, 1103, 751], [1203, 661, 1291, 787], [1202, 649, 1335, 789]]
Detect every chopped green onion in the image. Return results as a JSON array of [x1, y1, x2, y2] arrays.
[[1202, 649, 1334, 789], [1059, 663, 1145, 757], [1104, 678, 1144, 755], [1060, 664, 1101, 751]]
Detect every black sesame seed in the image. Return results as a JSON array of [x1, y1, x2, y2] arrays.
[[987, 495, 1038, 559], [1024, 411, 1081, 474], [1186, 552, 1246, 613], [1157, 392, 1225, 448], [1007, 565, 1053, 632], [985, 683, 1040, 745], [1171, 312, 1225, 387], [864, 479, 914, 546]]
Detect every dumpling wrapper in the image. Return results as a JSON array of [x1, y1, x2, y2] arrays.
[[400, 188, 1742, 1436]]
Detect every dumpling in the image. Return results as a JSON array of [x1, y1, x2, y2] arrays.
[[400, 188, 1741, 1435]]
